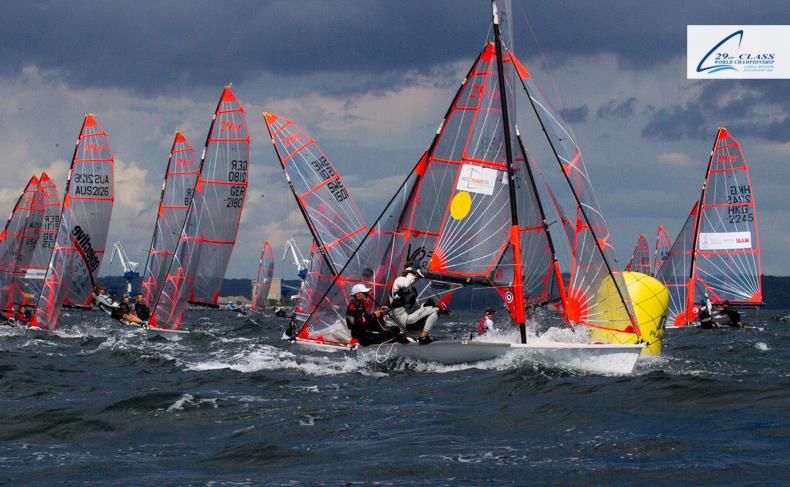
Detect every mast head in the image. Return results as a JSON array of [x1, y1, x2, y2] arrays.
[[492, 0, 499, 25]]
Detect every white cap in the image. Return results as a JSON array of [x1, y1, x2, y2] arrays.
[[351, 283, 372, 295]]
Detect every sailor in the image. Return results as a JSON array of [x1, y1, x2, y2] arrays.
[[477, 307, 497, 336], [133, 293, 151, 322], [701, 293, 713, 315], [14, 304, 32, 324], [718, 301, 743, 328], [92, 287, 144, 325], [346, 283, 408, 346], [388, 264, 442, 345], [697, 301, 717, 329]]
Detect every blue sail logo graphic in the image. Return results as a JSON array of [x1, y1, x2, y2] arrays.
[[696, 30, 743, 74]]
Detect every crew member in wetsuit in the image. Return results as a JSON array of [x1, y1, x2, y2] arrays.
[[14, 304, 32, 324], [133, 293, 150, 322], [718, 301, 743, 328], [478, 307, 497, 336], [92, 287, 144, 325], [345, 284, 408, 346], [388, 265, 442, 345], [697, 301, 717, 329]]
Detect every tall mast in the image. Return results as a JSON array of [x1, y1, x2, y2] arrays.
[[492, 0, 526, 343], [685, 127, 723, 313]]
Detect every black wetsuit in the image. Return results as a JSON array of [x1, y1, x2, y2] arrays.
[[134, 302, 151, 321], [720, 308, 743, 327], [345, 297, 408, 346], [113, 301, 132, 320], [698, 307, 714, 329]]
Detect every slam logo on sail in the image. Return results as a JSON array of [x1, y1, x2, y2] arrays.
[[72, 225, 100, 272], [688, 26, 788, 79]]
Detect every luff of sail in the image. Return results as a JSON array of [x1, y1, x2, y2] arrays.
[[263, 113, 367, 344], [150, 85, 250, 330], [140, 132, 198, 307], [625, 235, 651, 274], [18, 172, 60, 306], [31, 114, 115, 330], [251, 241, 274, 312], [0, 176, 42, 313]]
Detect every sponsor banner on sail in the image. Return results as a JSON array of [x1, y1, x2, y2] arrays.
[[688, 26, 790, 79], [698, 231, 752, 250], [456, 164, 498, 195], [24, 268, 47, 279]]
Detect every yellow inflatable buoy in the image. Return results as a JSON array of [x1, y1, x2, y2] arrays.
[[589, 272, 669, 356]]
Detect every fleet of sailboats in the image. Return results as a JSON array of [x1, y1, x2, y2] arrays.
[[0, 1, 767, 375]]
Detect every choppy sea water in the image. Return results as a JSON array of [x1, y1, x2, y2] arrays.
[[1, 308, 788, 485]]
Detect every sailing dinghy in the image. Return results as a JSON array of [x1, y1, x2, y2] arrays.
[[147, 85, 250, 339], [140, 132, 199, 308], [0, 176, 43, 316], [251, 241, 274, 312], [18, 173, 60, 308], [298, 1, 644, 374], [31, 114, 115, 331], [653, 225, 671, 276], [655, 128, 762, 327], [263, 112, 368, 350], [625, 235, 651, 274]]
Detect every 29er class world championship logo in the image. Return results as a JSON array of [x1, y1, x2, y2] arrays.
[[687, 25, 790, 79]]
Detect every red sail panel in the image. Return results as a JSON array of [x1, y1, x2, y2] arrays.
[[625, 235, 651, 274], [0, 176, 42, 313], [32, 114, 115, 330], [512, 52, 639, 339], [139, 132, 198, 307], [150, 86, 249, 330], [693, 128, 762, 306], [655, 203, 699, 327], [19, 172, 59, 306], [251, 241, 274, 312], [653, 225, 671, 276], [264, 113, 368, 343]]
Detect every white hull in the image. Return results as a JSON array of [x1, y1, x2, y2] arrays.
[[145, 326, 189, 340], [358, 340, 643, 375], [290, 336, 356, 353]]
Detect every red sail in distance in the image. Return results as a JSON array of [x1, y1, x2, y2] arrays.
[[625, 235, 651, 274]]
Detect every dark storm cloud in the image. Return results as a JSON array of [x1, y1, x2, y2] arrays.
[[596, 97, 636, 120], [642, 81, 790, 141], [560, 104, 589, 123], [1, 1, 787, 95]]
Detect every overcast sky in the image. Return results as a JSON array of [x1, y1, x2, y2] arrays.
[[0, 0, 787, 280]]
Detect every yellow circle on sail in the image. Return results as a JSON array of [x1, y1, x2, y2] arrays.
[[450, 191, 472, 220]]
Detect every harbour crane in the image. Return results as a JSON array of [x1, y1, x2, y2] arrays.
[[282, 238, 309, 281], [109, 241, 140, 297]]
